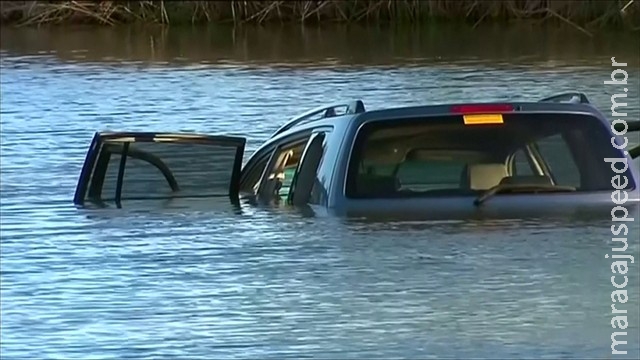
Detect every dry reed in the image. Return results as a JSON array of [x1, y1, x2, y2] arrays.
[[1, 0, 638, 33]]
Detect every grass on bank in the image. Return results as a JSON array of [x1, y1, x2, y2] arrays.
[[1, 0, 638, 34]]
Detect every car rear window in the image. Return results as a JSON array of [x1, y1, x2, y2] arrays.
[[345, 112, 633, 198]]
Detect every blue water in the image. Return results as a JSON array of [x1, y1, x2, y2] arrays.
[[1, 25, 639, 359]]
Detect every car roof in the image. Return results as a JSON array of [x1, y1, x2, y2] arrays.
[[353, 101, 605, 123], [268, 93, 608, 142]]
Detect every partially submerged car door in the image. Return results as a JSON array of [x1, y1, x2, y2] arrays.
[[74, 132, 245, 207]]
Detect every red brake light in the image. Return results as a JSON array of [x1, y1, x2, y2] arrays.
[[451, 104, 514, 114]]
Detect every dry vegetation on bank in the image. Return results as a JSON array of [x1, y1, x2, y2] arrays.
[[1, 0, 638, 32]]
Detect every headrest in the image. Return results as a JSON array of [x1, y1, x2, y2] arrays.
[[468, 163, 508, 190]]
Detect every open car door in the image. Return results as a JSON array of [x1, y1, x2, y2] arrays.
[[74, 132, 245, 207]]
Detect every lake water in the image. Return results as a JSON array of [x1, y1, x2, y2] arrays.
[[1, 24, 639, 359]]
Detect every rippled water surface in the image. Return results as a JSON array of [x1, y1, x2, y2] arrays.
[[1, 24, 640, 359]]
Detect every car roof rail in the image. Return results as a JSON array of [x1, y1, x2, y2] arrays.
[[538, 92, 591, 104], [272, 100, 365, 137]]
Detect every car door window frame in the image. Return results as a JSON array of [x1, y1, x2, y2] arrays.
[[530, 132, 584, 187]]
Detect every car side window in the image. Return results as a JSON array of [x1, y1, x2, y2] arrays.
[[511, 148, 536, 176], [96, 141, 240, 202], [239, 154, 270, 194], [308, 134, 329, 205], [289, 132, 328, 206], [102, 155, 173, 200], [258, 135, 311, 202], [534, 133, 581, 187]]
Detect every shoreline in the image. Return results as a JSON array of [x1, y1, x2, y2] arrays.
[[3, 23, 639, 68], [1, 1, 638, 34]]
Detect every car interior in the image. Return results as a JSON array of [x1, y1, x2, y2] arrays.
[[258, 141, 307, 201], [346, 113, 627, 198]]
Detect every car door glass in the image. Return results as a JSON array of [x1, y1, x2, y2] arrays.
[[102, 154, 173, 199], [534, 133, 581, 187], [239, 155, 270, 194], [260, 138, 309, 201], [290, 132, 327, 205], [279, 145, 306, 198], [308, 134, 329, 205], [512, 148, 535, 176], [88, 137, 243, 204]]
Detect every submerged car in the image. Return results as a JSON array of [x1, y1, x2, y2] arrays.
[[74, 92, 640, 218]]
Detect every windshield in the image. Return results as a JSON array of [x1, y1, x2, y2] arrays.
[[345, 112, 634, 198]]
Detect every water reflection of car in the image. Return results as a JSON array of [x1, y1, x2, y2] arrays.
[[74, 92, 640, 218]]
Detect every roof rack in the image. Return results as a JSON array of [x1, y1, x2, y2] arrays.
[[272, 100, 365, 137], [538, 92, 591, 104]]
